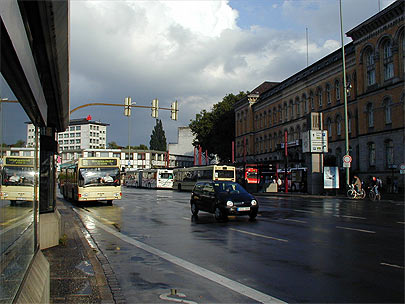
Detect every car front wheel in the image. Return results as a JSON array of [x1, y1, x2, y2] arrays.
[[214, 207, 227, 222], [191, 202, 199, 216]]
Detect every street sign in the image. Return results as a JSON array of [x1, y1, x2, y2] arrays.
[[343, 162, 351, 168], [302, 130, 328, 153], [343, 155, 352, 163], [400, 163, 405, 174]]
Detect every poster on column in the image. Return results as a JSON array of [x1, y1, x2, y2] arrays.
[[324, 166, 339, 189]]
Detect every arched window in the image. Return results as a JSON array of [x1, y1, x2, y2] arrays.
[[336, 115, 342, 136], [310, 91, 314, 110], [367, 103, 374, 127], [327, 117, 332, 137], [326, 83, 331, 104], [382, 40, 394, 80], [385, 139, 394, 167], [278, 105, 282, 122], [335, 80, 341, 102], [273, 108, 277, 124], [383, 97, 392, 124], [302, 93, 307, 113], [283, 103, 288, 122], [368, 142, 376, 167], [269, 135, 272, 152], [296, 97, 300, 117], [289, 100, 294, 119], [365, 48, 376, 86], [268, 110, 272, 127], [317, 87, 323, 108]]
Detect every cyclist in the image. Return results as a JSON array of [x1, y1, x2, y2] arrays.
[[353, 175, 362, 193]]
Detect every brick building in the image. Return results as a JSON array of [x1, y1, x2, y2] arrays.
[[235, 0, 404, 193]]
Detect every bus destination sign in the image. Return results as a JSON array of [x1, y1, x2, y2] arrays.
[[5, 157, 34, 166], [82, 159, 118, 167]]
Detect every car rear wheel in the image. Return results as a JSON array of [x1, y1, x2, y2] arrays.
[[191, 202, 199, 216]]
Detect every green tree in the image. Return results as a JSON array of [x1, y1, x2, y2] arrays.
[[107, 141, 122, 149], [189, 92, 246, 162], [149, 119, 167, 151], [13, 140, 25, 147]]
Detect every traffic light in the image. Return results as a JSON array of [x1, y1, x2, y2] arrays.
[[171, 100, 178, 120], [151, 98, 159, 118], [124, 97, 131, 116]]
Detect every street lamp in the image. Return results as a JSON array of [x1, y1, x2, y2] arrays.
[[339, 0, 350, 187]]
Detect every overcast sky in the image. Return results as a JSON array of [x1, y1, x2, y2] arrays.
[[1, 0, 397, 147]]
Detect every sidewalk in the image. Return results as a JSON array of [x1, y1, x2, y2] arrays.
[[42, 200, 125, 303], [254, 190, 404, 203]]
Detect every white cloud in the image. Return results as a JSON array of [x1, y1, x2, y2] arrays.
[[70, 0, 393, 147]]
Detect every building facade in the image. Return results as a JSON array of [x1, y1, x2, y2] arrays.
[[235, 0, 404, 193], [27, 118, 109, 150]]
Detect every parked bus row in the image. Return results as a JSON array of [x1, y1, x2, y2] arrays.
[[124, 165, 236, 191]]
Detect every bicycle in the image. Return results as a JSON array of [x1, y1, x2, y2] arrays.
[[368, 185, 381, 201], [347, 184, 366, 199]]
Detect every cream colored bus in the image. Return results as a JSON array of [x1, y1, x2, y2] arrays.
[[173, 165, 236, 191], [1, 156, 35, 206], [59, 157, 121, 205]]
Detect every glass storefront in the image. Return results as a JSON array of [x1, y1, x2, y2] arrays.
[[0, 74, 38, 303]]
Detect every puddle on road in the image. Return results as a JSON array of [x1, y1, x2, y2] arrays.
[[75, 260, 94, 276], [130, 272, 170, 290]]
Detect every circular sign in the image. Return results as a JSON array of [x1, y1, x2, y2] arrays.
[[400, 163, 405, 170], [343, 155, 352, 163]]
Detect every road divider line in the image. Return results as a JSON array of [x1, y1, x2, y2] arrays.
[[380, 262, 404, 269], [334, 215, 366, 220], [283, 218, 307, 224], [229, 228, 288, 243], [336, 226, 376, 234], [293, 209, 315, 214], [75, 209, 286, 304]]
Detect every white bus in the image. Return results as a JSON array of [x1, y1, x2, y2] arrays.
[[1, 156, 36, 205], [141, 169, 173, 189], [173, 165, 236, 191], [59, 157, 122, 205]]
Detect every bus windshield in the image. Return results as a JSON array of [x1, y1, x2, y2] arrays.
[[79, 168, 120, 187], [3, 167, 35, 186]]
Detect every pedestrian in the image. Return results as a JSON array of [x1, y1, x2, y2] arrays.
[[353, 175, 362, 192]]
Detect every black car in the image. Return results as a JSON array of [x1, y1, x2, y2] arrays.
[[190, 181, 259, 221]]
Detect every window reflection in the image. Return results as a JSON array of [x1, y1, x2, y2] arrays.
[[0, 74, 36, 302]]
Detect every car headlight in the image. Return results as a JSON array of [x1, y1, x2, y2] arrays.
[[226, 200, 234, 207], [251, 200, 257, 206]]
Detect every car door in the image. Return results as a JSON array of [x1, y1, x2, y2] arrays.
[[203, 182, 216, 213]]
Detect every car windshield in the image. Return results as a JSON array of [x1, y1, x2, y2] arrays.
[[213, 182, 248, 194], [79, 167, 120, 187]]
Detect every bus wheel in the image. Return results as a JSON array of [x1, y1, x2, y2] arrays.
[[107, 200, 113, 206], [10, 200, 16, 206]]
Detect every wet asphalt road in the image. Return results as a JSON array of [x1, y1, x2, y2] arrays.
[[70, 187, 404, 303]]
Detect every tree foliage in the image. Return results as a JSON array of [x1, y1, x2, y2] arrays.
[[149, 119, 167, 151], [189, 92, 246, 162]]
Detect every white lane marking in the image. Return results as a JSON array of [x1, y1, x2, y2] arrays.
[[380, 262, 404, 269], [336, 226, 376, 234], [293, 209, 315, 214], [283, 218, 307, 224], [334, 215, 366, 220], [75, 209, 286, 304], [229, 228, 288, 243]]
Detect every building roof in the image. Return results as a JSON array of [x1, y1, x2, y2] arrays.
[[68, 118, 110, 127]]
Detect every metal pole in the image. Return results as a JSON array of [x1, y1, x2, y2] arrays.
[[339, 0, 350, 187]]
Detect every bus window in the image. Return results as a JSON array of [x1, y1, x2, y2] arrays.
[[79, 168, 120, 187]]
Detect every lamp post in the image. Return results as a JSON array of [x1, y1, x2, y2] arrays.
[[339, 0, 350, 187]]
